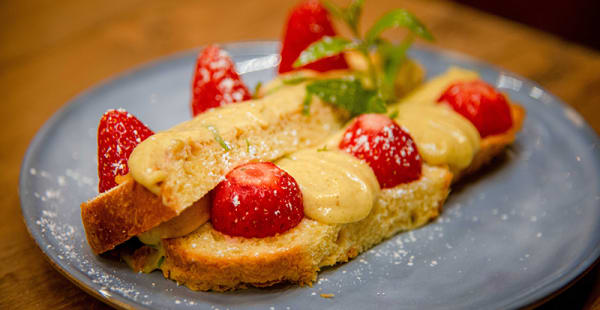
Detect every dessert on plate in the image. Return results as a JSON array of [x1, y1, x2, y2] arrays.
[[81, 0, 524, 291]]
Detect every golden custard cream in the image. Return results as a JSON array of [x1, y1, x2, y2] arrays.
[[393, 104, 480, 172], [389, 67, 481, 173], [128, 84, 343, 203], [277, 149, 380, 224], [398, 67, 479, 105], [127, 98, 290, 194]]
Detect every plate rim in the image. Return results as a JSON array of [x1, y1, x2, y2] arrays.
[[18, 40, 600, 310]]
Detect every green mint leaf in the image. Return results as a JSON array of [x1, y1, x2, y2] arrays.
[[282, 75, 313, 85], [380, 38, 411, 77], [293, 36, 355, 68], [252, 81, 262, 99], [317, 145, 329, 152], [388, 109, 399, 119], [205, 125, 230, 151], [323, 0, 364, 36], [302, 92, 312, 116], [366, 94, 387, 114], [345, 0, 364, 35], [306, 79, 386, 116], [365, 9, 433, 44], [157, 256, 165, 268]]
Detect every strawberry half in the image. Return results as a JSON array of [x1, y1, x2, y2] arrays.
[[211, 162, 304, 238], [97, 109, 154, 193], [278, 0, 349, 74], [437, 80, 513, 138], [339, 114, 422, 188], [191, 45, 251, 116]]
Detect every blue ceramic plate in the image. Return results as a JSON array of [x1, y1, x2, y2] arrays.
[[19, 41, 600, 309]]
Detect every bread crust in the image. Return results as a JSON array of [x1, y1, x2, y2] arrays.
[[162, 225, 331, 291], [81, 179, 177, 254], [454, 103, 525, 181]]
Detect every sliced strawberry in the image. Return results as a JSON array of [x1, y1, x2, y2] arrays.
[[437, 80, 513, 138], [191, 45, 251, 116], [97, 109, 154, 193], [211, 162, 304, 238], [339, 114, 422, 188], [278, 0, 349, 74]]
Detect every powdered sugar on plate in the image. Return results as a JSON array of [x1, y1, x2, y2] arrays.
[[29, 168, 154, 306]]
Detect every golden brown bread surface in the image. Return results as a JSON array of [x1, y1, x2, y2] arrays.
[[81, 178, 176, 254], [81, 85, 345, 254], [454, 104, 526, 181]]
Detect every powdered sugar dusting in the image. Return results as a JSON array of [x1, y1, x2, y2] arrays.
[[29, 167, 153, 305], [28, 161, 548, 308], [65, 169, 95, 188], [304, 190, 551, 300]]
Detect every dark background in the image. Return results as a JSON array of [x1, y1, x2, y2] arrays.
[[455, 0, 600, 50]]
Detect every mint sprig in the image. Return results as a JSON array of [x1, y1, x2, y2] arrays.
[[291, 1, 433, 117], [252, 81, 263, 99], [205, 125, 230, 151], [281, 75, 314, 85]]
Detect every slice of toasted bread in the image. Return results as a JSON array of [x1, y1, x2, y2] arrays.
[[82, 178, 177, 254], [134, 102, 525, 291], [158, 165, 452, 291], [82, 85, 346, 254]]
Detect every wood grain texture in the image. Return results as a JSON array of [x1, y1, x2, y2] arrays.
[[1, 0, 599, 309]]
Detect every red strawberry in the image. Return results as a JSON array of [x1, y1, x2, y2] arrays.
[[191, 45, 251, 116], [97, 109, 154, 193], [437, 80, 513, 138], [278, 0, 349, 74], [211, 162, 304, 238], [339, 114, 422, 188]]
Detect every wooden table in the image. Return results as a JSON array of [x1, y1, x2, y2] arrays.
[[1, 0, 599, 308]]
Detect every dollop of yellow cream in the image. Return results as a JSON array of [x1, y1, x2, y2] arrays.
[[398, 67, 479, 105], [128, 134, 172, 194], [383, 67, 482, 173], [393, 104, 480, 172], [276, 149, 380, 224], [137, 196, 210, 245], [128, 84, 340, 198]]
